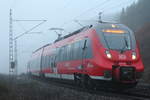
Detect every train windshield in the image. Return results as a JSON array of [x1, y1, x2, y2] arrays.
[[96, 24, 136, 51], [103, 32, 131, 50]]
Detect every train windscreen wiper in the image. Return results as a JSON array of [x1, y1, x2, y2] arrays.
[[103, 34, 110, 50], [120, 37, 128, 53]]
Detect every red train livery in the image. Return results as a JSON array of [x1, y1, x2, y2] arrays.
[[28, 22, 144, 87]]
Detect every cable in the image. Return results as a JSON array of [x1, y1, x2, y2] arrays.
[[90, 0, 114, 14], [89, 0, 131, 21], [14, 20, 46, 40], [102, 0, 130, 14], [16, 21, 27, 32], [60, 0, 132, 29], [60, 0, 111, 28], [74, 0, 110, 19]]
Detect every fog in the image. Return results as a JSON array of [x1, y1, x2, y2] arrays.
[[0, 0, 137, 74]]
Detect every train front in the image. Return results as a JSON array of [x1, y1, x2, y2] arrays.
[[94, 23, 144, 85]]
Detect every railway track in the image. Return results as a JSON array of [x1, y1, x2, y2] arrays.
[[29, 76, 150, 100]]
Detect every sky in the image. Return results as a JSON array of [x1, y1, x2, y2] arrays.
[[0, 0, 138, 74]]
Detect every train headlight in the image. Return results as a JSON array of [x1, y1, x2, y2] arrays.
[[132, 52, 136, 60], [106, 50, 112, 59]]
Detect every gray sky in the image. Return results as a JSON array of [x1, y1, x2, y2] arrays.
[[0, 0, 138, 74]]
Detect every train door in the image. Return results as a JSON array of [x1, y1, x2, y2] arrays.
[[81, 39, 88, 69], [81, 38, 92, 69], [52, 54, 57, 74], [40, 48, 45, 77]]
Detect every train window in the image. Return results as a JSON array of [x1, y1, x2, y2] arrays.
[[71, 43, 75, 60], [67, 44, 71, 61], [96, 25, 136, 50], [54, 55, 57, 67], [86, 39, 93, 58], [35, 58, 38, 68], [51, 55, 53, 67], [57, 49, 60, 62], [48, 56, 51, 67], [78, 41, 83, 59], [51, 56, 53, 67], [32, 60, 34, 69], [77, 41, 81, 60], [70, 44, 73, 60], [58, 47, 63, 61], [46, 56, 49, 68], [61, 46, 65, 61], [66, 45, 71, 61], [47, 56, 50, 67], [69, 42, 74, 60], [74, 42, 78, 60], [61, 47, 64, 61], [64, 46, 67, 61], [42, 56, 45, 68], [31, 60, 33, 69], [41, 56, 44, 68], [104, 33, 131, 50], [49, 56, 51, 67], [50, 56, 51, 67], [30, 59, 35, 70], [44, 56, 46, 68], [55, 48, 59, 62], [51, 55, 55, 67], [36, 59, 37, 69], [62, 47, 65, 61], [66, 45, 68, 61], [65, 46, 68, 61]]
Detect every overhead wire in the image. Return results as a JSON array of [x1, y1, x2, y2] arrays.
[[101, 0, 132, 22], [78, 0, 115, 21], [60, 0, 111, 27], [60, 0, 136, 32], [89, 0, 131, 21], [102, 0, 130, 14], [16, 21, 27, 32], [73, 0, 110, 20]]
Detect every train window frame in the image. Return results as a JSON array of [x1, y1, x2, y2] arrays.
[[53, 55, 57, 67], [71, 43, 75, 60], [67, 44, 72, 61], [86, 38, 93, 58], [59, 47, 63, 62], [74, 41, 80, 60], [63, 45, 68, 61], [49, 56, 51, 67], [95, 24, 136, 50]]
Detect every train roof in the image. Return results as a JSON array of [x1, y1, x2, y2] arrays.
[[54, 25, 93, 43], [54, 22, 122, 43], [33, 25, 93, 53], [32, 22, 126, 54], [33, 43, 51, 53]]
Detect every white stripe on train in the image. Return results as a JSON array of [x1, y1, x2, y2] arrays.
[[31, 72, 112, 81]]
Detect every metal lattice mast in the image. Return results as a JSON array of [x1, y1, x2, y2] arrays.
[[9, 8, 46, 76], [13, 20, 46, 75], [9, 9, 14, 74], [14, 40, 18, 75]]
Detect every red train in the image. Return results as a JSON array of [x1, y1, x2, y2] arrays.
[[28, 22, 144, 88]]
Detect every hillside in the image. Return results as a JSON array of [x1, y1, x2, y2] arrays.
[[119, 0, 150, 83], [135, 23, 150, 82]]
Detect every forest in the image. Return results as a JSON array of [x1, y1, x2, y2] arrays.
[[119, 0, 150, 83]]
